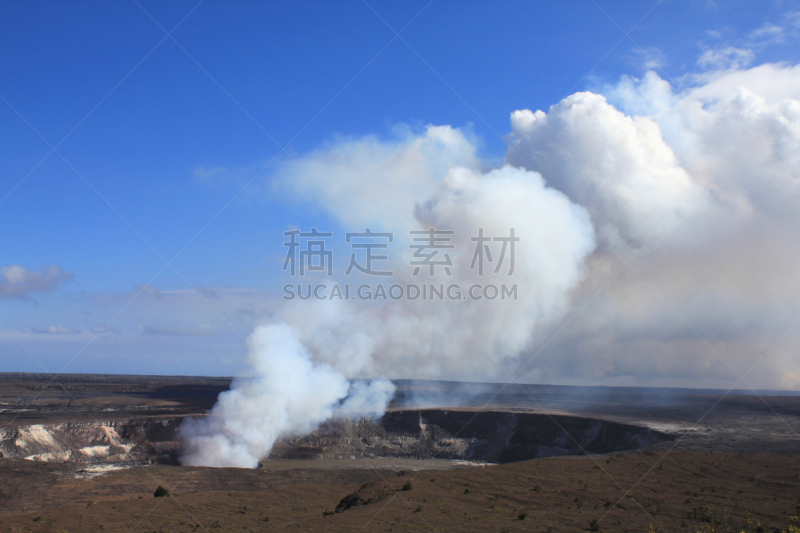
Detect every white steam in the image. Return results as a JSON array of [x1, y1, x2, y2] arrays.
[[180, 323, 394, 468], [182, 58, 800, 467], [516, 66, 800, 389], [280, 164, 595, 378], [182, 159, 595, 467]]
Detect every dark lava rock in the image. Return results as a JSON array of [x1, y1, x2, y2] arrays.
[[335, 481, 393, 513]]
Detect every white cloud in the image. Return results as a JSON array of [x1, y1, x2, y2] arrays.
[[787, 11, 800, 29], [693, 9, 800, 87], [507, 61, 800, 389], [0, 265, 72, 299], [630, 47, 667, 71], [192, 159, 270, 189], [748, 23, 785, 47], [30, 325, 81, 334], [91, 325, 122, 335], [688, 62, 800, 104], [506, 92, 713, 248], [697, 46, 754, 71], [277, 161, 595, 381], [135, 284, 160, 298], [262, 60, 800, 390], [138, 323, 219, 336], [273, 124, 481, 234]]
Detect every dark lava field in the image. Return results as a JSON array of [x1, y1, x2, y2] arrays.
[[1, 373, 799, 532]]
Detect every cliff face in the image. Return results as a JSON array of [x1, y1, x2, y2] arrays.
[[0, 410, 673, 466], [0, 418, 182, 464], [270, 410, 674, 463]]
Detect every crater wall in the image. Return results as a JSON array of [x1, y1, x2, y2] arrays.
[[0, 410, 673, 466]]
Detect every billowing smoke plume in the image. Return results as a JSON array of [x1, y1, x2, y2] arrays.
[[279, 163, 595, 380], [181, 129, 596, 467], [182, 59, 800, 467], [180, 323, 395, 468], [512, 67, 800, 389]]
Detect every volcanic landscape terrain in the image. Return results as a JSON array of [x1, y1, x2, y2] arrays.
[[0, 373, 799, 532]]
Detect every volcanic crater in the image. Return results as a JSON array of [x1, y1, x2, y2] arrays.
[[0, 409, 672, 466]]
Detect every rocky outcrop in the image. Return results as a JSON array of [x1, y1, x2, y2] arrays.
[[0, 418, 182, 464], [334, 481, 395, 513]]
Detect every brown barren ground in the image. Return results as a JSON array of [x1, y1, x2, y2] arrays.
[[1, 451, 799, 532], [3, 374, 800, 532]]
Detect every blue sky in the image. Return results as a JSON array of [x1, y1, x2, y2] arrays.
[[2, 0, 800, 380]]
